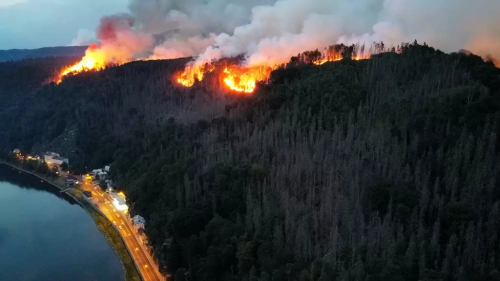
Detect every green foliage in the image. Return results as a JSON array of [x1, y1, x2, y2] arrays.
[[3, 42, 500, 281]]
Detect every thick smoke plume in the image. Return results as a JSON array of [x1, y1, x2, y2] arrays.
[[128, 0, 277, 59], [76, 0, 500, 67], [94, 15, 153, 63], [192, 0, 500, 67]]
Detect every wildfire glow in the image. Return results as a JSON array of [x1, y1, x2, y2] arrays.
[[313, 54, 370, 65], [175, 48, 370, 93], [55, 45, 108, 84], [55, 43, 136, 84], [222, 65, 274, 93], [176, 63, 215, 87]]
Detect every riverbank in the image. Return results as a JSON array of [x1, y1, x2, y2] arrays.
[[0, 161, 142, 281]]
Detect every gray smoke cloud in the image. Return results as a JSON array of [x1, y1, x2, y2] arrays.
[[191, 0, 500, 66], [79, 0, 500, 66], [127, 0, 277, 59], [338, 0, 500, 63]]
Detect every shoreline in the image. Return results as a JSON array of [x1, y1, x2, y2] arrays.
[[0, 161, 142, 281]]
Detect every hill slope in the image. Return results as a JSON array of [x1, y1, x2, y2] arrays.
[[2, 42, 500, 281], [0, 46, 87, 62]]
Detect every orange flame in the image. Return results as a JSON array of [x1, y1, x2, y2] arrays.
[[222, 65, 274, 93], [55, 45, 108, 84], [176, 47, 371, 93], [176, 63, 215, 87], [313, 54, 369, 65], [55, 44, 137, 84]]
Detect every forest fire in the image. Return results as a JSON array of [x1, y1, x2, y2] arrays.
[[222, 65, 274, 93], [55, 45, 108, 84], [175, 63, 274, 94], [176, 63, 215, 87], [175, 45, 370, 93], [55, 14, 154, 84], [313, 54, 370, 65]]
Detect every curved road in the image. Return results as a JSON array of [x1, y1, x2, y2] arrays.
[[82, 180, 164, 281]]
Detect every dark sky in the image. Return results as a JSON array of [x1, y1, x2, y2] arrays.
[[0, 0, 127, 50]]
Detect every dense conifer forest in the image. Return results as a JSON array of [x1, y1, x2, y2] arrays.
[[2, 42, 500, 281]]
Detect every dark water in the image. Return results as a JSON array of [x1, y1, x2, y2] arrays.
[[0, 164, 124, 281]]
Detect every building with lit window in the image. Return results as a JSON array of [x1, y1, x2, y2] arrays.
[[44, 152, 69, 165], [111, 192, 128, 212]]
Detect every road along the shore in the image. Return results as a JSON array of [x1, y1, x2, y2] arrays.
[[82, 182, 165, 281], [0, 162, 148, 281]]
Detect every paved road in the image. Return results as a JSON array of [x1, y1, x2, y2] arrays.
[[81, 179, 164, 281]]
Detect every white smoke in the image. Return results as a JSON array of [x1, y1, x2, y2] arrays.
[[128, 0, 278, 36], [150, 34, 216, 60], [127, 0, 278, 59], [70, 29, 95, 46], [74, 0, 500, 66], [191, 0, 500, 66], [337, 0, 500, 60]]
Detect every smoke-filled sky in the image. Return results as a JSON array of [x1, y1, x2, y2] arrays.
[[1, 0, 499, 65]]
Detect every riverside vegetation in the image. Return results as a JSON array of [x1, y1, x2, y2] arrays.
[[2, 41, 500, 281]]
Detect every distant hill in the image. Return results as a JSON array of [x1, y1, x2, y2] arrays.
[[0, 46, 87, 62]]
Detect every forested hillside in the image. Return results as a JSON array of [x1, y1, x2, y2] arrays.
[[0, 46, 87, 62], [2, 42, 500, 281]]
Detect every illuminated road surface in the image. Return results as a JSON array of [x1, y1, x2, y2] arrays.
[[82, 180, 164, 281]]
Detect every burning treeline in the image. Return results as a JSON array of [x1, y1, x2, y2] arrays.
[[175, 43, 373, 93], [52, 0, 500, 90], [52, 0, 500, 92], [53, 14, 152, 84], [54, 44, 107, 84], [55, 42, 375, 94]]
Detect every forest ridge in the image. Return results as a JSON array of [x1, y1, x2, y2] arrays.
[[1, 42, 500, 281]]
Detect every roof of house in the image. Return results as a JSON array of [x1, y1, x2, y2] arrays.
[[111, 193, 126, 205], [133, 215, 146, 225], [51, 156, 68, 161]]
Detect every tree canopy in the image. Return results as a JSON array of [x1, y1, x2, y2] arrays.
[[2, 42, 500, 281]]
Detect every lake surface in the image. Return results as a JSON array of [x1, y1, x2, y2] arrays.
[[0, 164, 124, 281]]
